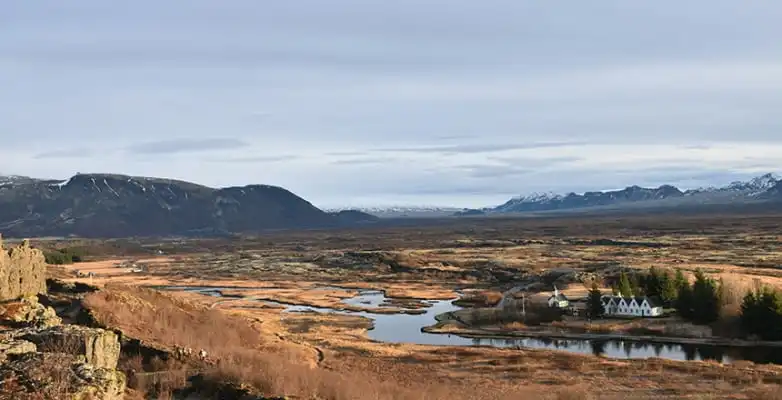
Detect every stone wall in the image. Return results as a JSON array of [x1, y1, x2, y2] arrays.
[[0, 237, 47, 301]]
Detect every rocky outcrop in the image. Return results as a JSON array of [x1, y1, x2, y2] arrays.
[[0, 301, 126, 399], [0, 352, 125, 400], [20, 325, 121, 369], [0, 236, 125, 399], [0, 238, 46, 301], [0, 296, 62, 328], [0, 338, 36, 363]]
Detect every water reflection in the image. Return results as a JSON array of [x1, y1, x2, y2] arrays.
[[467, 337, 782, 364], [163, 285, 782, 365]]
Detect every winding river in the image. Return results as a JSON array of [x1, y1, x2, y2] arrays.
[[160, 285, 782, 365]]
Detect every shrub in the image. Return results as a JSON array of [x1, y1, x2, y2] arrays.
[[43, 247, 88, 265]]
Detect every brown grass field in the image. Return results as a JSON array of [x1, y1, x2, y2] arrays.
[[42, 212, 782, 399]]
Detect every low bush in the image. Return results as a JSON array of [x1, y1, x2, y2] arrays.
[[466, 303, 562, 327], [43, 247, 87, 265], [454, 291, 504, 307]]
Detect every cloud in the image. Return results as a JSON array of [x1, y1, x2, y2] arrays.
[[2, 1, 782, 208], [462, 165, 533, 179], [324, 151, 368, 157], [212, 155, 299, 163], [330, 157, 399, 166], [33, 148, 95, 159], [489, 155, 583, 166], [372, 142, 586, 155], [125, 138, 249, 155]]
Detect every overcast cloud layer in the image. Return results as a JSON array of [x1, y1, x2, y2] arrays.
[[2, 1, 782, 208]]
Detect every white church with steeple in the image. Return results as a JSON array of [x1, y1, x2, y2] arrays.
[[547, 285, 569, 308]]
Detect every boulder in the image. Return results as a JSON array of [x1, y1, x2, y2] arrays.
[[0, 238, 47, 301], [0, 297, 62, 328], [0, 338, 36, 363], [0, 352, 125, 400], [21, 325, 121, 369]]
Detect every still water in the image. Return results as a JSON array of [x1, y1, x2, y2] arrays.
[[162, 286, 782, 364]]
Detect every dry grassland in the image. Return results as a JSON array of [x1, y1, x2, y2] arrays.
[[55, 213, 782, 399]]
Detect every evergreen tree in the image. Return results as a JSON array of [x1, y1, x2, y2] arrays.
[[740, 286, 782, 340], [740, 289, 762, 336], [661, 270, 678, 306], [676, 281, 694, 319], [618, 271, 633, 297], [644, 267, 662, 298], [630, 273, 644, 297], [674, 269, 688, 291], [691, 269, 721, 324], [587, 282, 604, 319]]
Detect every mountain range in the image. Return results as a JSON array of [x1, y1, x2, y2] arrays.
[[0, 173, 378, 238], [462, 173, 782, 215], [2, 172, 781, 237]]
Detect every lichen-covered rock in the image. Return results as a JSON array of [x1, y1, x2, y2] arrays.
[[72, 365, 126, 400], [0, 352, 125, 400], [0, 338, 36, 363], [20, 325, 121, 369], [0, 297, 62, 328], [0, 238, 47, 301]]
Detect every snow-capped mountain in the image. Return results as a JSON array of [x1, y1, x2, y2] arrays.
[[720, 173, 778, 195], [510, 192, 564, 203], [494, 185, 685, 213], [483, 173, 782, 215], [0, 175, 48, 186], [326, 206, 461, 218]]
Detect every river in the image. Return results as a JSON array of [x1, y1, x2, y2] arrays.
[[159, 285, 782, 364]]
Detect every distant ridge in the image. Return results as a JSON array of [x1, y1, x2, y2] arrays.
[[326, 206, 461, 218], [458, 173, 782, 216], [0, 173, 377, 238]]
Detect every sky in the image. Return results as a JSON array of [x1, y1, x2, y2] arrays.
[[2, 1, 782, 208]]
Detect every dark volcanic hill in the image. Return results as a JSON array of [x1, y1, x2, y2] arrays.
[[0, 173, 374, 237]]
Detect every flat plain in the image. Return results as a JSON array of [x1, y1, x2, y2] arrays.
[[51, 213, 782, 399]]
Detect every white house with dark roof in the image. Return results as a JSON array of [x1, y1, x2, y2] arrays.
[[600, 295, 663, 317], [547, 286, 569, 308]]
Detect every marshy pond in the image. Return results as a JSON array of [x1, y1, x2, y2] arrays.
[[160, 285, 782, 364]]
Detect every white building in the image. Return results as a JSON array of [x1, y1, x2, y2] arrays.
[[601, 295, 663, 317], [547, 286, 569, 308]]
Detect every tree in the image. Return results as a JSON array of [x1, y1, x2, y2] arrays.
[[630, 273, 643, 297], [644, 267, 663, 298], [661, 270, 678, 306], [676, 280, 694, 319], [587, 282, 604, 319], [691, 269, 721, 324], [674, 269, 688, 291], [618, 271, 634, 297], [741, 286, 782, 340], [741, 289, 762, 336]]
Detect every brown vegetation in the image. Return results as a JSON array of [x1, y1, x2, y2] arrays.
[[83, 286, 504, 399], [52, 212, 782, 399], [461, 303, 562, 327]]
